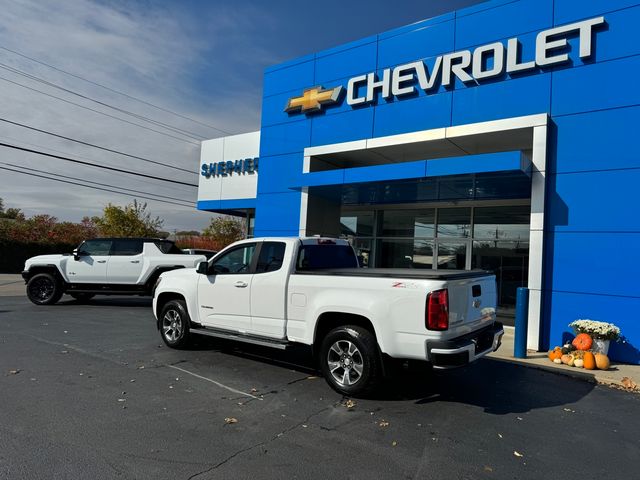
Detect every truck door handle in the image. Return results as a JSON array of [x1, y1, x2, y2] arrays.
[[130, 260, 140, 263], [97, 260, 106, 263], [234, 281, 248, 288]]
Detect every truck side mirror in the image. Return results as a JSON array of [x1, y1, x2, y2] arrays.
[[196, 261, 209, 275], [73, 249, 80, 261]]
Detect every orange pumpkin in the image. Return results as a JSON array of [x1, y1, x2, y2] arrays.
[[548, 349, 562, 362], [572, 333, 593, 351], [595, 353, 610, 370], [583, 351, 596, 370]]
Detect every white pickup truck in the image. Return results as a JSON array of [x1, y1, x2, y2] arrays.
[[153, 237, 503, 395], [22, 238, 206, 305]]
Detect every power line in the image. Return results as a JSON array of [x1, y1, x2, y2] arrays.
[[0, 165, 194, 209], [0, 117, 195, 175], [0, 44, 232, 135], [0, 132, 194, 194], [1, 162, 194, 205], [0, 75, 201, 146], [0, 142, 198, 187], [0, 62, 207, 141]]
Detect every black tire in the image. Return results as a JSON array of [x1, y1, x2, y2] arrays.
[[319, 325, 381, 397], [159, 299, 191, 349], [26, 273, 64, 306], [69, 293, 95, 302]]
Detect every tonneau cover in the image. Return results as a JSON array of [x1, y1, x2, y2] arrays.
[[294, 268, 493, 280]]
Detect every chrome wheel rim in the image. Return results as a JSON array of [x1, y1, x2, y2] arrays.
[[162, 309, 183, 343], [29, 277, 54, 301], [327, 340, 364, 387]]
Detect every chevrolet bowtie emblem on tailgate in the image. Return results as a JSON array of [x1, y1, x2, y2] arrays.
[[284, 86, 343, 113]]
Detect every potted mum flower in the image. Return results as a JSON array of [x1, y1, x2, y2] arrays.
[[568, 319, 621, 355]]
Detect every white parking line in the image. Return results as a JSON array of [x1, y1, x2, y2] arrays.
[[168, 365, 262, 400]]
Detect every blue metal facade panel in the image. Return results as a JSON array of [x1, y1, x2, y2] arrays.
[[372, 92, 452, 138], [454, 0, 553, 49], [377, 19, 455, 68], [200, 0, 640, 363], [451, 73, 551, 125]]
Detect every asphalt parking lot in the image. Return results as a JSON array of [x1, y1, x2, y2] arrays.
[[1, 293, 639, 479]]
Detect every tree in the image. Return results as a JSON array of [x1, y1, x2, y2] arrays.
[[202, 216, 245, 247], [0, 198, 25, 221], [93, 200, 164, 237]]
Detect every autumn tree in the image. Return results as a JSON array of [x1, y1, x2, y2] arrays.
[[93, 200, 164, 237], [202, 216, 245, 248]]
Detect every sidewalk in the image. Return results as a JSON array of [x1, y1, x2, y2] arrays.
[[0, 274, 24, 296], [489, 326, 640, 392]]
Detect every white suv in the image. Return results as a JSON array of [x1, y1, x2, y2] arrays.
[[22, 238, 206, 305]]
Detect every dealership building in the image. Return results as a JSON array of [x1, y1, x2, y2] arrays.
[[197, 0, 640, 364]]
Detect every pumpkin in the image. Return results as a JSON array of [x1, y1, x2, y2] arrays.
[[574, 359, 584, 368], [553, 358, 562, 364], [572, 333, 593, 351], [595, 353, 610, 370], [583, 351, 596, 370], [548, 349, 562, 361]]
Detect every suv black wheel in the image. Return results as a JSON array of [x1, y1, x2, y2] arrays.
[[159, 299, 191, 349], [319, 325, 381, 397], [69, 293, 95, 302], [26, 273, 64, 306]]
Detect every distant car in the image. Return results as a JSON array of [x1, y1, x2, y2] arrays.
[[22, 238, 207, 305], [181, 248, 217, 259]]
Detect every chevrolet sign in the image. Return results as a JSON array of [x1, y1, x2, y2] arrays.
[[285, 17, 605, 114]]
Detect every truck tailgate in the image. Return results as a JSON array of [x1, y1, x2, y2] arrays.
[[446, 274, 496, 331]]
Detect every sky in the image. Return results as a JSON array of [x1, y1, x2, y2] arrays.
[[0, 0, 484, 232]]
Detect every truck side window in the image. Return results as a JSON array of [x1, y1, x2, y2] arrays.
[[211, 244, 256, 274], [154, 240, 183, 254], [78, 240, 112, 256], [255, 242, 286, 273], [110, 239, 143, 256]]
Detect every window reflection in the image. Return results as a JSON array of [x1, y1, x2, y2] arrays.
[[472, 241, 529, 308], [437, 208, 471, 238], [474, 206, 530, 240], [379, 209, 435, 237], [437, 242, 466, 269], [377, 239, 434, 269], [340, 211, 374, 236]]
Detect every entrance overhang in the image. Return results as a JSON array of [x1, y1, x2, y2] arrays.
[[299, 113, 549, 351]]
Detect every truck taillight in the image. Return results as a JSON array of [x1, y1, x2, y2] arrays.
[[426, 289, 449, 331]]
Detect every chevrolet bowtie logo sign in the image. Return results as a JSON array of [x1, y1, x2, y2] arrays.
[[284, 86, 343, 113]]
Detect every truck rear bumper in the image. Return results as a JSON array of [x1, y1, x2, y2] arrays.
[[426, 322, 504, 369]]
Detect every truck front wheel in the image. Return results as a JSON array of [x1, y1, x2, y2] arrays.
[[159, 299, 191, 349], [26, 273, 63, 306], [320, 325, 381, 397]]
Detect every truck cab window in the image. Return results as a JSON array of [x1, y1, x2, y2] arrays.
[[255, 242, 286, 273], [296, 245, 358, 270], [211, 244, 256, 274], [110, 239, 143, 256]]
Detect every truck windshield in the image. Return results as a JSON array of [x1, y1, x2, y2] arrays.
[[296, 245, 358, 270]]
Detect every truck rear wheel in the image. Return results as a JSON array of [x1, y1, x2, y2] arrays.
[[159, 299, 191, 349], [26, 273, 63, 306], [320, 325, 381, 397]]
